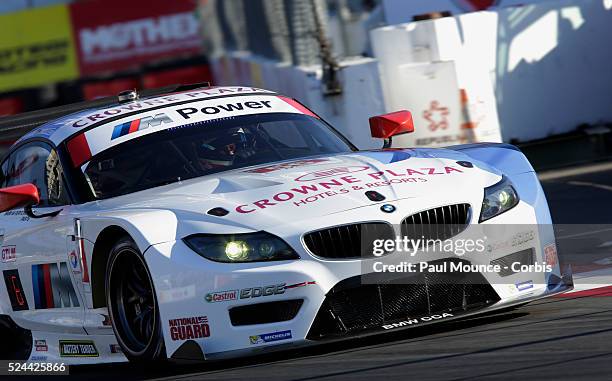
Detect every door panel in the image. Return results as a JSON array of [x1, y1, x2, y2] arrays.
[[0, 142, 85, 334]]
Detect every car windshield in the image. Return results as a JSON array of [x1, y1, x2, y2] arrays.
[[82, 113, 355, 199]]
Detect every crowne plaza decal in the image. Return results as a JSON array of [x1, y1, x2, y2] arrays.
[[236, 165, 463, 213]]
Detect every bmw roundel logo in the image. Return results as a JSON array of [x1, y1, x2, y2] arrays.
[[380, 204, 396, 213]]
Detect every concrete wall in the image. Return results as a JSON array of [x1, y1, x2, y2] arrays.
[[375, 0, 612, 142], [491, 0, 612, 141]]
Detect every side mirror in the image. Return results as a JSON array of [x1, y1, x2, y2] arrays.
[[369, 110, 414, 139], [0, 184, 40, 213]]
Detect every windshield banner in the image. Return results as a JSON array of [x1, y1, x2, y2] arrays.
[[66, 95, 312, 167]]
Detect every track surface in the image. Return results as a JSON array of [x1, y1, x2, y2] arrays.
[[69, 164, 612, 381]]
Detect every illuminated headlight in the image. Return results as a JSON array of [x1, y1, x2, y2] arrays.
[[183, 232, 300, 263], [479, 176, 519, 222]]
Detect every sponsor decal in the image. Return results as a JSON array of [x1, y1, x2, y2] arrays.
[[31, 263, 80, 309], [159, 285, 196, 303], [68, 250, 80, 273], [236, 165, 462, 214], [205, 290, 238, 303], [35, 340, 48, 352], [169, 316, 211, 341], [30, 355, 47, 361], [59, 340, 99, 357], [3, 269, 29, 311], [1, 245, 16, 263], [0, 228, 4, 246], [382, 312, 454, 330], [206, 281, 315, 303], [487, 230, 535, 252], [513, 231, 536, 247], [68, 87, 270, 129], [175, 99, 274, 120], [240, 283, 286, 299], [544, 244, 558, 267], [516, 280, 534, 292], [244, 159, 330, 174], [249, 330, 292, 345], [109, 344, 122, 354], [111, 113, 173, 140]]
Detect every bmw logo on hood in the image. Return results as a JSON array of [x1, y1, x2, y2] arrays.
[[380, 204, 396, 213]]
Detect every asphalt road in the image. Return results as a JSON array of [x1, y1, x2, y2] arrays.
[[67, 163, 612, 381]]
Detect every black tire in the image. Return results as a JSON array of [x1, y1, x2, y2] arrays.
[[105, 236, 165, 362]]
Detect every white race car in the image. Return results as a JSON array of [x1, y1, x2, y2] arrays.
[[0, 85, 572, 364]]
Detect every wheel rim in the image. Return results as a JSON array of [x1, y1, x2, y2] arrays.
[[109, 248, 157, 355]]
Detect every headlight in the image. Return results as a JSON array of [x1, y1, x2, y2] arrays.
[[183, 232, 300, 263], [479, 176, 519, 222]]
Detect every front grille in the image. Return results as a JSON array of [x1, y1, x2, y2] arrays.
[[303, 223, 395, 259], [307, 259, 499, 340], [401, 203, 471, 242], [229, 300, 303, 326], [490, 248, 535, 277]]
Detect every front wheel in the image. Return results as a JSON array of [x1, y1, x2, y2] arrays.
[[105, 236, 165, 361]]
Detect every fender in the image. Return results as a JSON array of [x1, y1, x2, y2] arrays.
[[449, 143, 534, 176], [79, 209, 180, 253], [450, 143, 552, 225]]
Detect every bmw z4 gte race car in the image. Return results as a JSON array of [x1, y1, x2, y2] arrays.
[[0, 85, 572, 364]]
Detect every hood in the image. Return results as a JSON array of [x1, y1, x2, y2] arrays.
[[94, 149, 501, 230]]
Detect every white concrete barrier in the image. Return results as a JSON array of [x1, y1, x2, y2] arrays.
[[371, 17, 503, 147], [374, 0, 612, 142]]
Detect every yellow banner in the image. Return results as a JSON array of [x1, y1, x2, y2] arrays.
[[0, 5, 78, 92]]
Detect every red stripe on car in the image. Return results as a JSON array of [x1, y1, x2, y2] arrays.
[[277, 96, 319, 118], [43, 264, 54, 308], [128, 119, 141, 134], [67, 133, 92, 168]]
